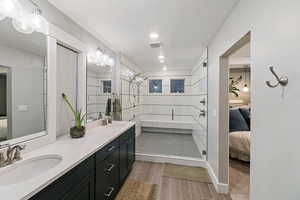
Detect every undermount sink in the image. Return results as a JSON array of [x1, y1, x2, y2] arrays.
[[0, 154, 62, 186]]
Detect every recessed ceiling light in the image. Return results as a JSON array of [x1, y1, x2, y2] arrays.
[[158, 55, 165, 60], [149, 32, 159, 39], [159, 59, 165, 63], [163, 66, 167, 71]]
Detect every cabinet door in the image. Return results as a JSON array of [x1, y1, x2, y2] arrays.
[[63, 175, 94, 200], [119, 141, 128, 184], [128, 137, 135, 171]]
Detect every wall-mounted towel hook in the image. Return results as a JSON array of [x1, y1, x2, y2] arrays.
[[266, 66, 288, 88]]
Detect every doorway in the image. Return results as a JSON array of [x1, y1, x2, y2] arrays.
[[219, 33, 251, 199]]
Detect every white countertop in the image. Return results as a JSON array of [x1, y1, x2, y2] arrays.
[[0, 121, 135, 200]]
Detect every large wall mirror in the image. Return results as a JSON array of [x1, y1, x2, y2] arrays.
[[86, 63, 112, 122], [0, 18, 47, 144]]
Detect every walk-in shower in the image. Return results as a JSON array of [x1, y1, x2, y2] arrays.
[[120, 50, 208, 161]]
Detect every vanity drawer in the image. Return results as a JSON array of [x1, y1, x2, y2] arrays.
[[96, 138, 119, 164], [119, 126, 135, 144], [95, 150, 119, 200]]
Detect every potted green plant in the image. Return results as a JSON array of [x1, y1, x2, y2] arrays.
[[62, 93, 86, 138], [229, 76, 242, 97]]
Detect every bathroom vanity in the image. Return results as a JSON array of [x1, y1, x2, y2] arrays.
[[0, 122, 135, 200], [30, 124, 135, 200]]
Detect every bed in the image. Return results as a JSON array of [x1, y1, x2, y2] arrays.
[[0, 118, 8, 141], [229, 107, 251, 162]]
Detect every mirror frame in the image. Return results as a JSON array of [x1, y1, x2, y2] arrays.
[[0, 22, 87, 153]]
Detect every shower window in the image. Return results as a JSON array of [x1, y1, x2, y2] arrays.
[[170, 79, 185, 93], [102, 80, 111, 93], [149, 79, 162, 93]]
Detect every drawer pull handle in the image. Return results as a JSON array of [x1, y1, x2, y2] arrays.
[[104, 187, 114, 197], [107, 146, 115, 152], [105, 164, 115, 172]]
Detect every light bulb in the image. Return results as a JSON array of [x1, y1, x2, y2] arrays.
[[12, 17, 34, 34], [0, 0, 14, 16], [243, 84, 249, 92], [102, 55, 109, 65], [28, 11, 48, 34], [96, 49, 103, 58], [108, 57, 115, 66]]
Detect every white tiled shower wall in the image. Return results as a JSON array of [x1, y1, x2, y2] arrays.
[[140, 70, 194, 122]]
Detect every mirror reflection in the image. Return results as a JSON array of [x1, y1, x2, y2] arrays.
[[86, 64, 112, 122], [0, 18, 47, 142]]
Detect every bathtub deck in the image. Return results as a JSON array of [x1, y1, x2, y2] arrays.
[[136, 132, 202, 158]]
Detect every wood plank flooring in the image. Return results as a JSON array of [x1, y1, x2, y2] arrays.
[[126, 161, 235, 200], [229, 159, 250, 200]]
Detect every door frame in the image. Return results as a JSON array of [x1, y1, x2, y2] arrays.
[[218, 32, 251, 187]]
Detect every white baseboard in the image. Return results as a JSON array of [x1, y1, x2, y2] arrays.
[[205, 162, 229, 194], [136, 153, 206, 167]]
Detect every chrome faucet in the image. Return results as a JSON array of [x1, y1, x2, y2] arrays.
[[0, 144, 26, 168]]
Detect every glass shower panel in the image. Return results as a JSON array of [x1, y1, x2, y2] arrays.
[[191, 48, 208, 160]]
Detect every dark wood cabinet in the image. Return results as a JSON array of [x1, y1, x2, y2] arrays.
[[30, 125, 135, 200], [119, 126, 136, 185]]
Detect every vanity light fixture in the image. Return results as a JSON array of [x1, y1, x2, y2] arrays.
[[88, 48, 115, 67], [0, 0, 19, 19], [0, 0, 49, 34]]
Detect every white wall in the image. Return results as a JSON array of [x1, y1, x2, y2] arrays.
[[56, 45, 78, 136], [207, 0, 300, 199], [0, 44, 45, 139]]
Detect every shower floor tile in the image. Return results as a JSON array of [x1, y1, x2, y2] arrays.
[[136, 132, 202, 159]]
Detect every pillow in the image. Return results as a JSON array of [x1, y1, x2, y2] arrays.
[[229, 108, 250, 132], [239, 107, 251, 129]]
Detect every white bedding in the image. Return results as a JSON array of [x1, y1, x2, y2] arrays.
[[229, 131, 251, 162], [0, 119, 8, 141]]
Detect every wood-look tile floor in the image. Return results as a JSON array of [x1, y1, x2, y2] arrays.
[[126, 160, 249, 200], [229, 159, 250, 200]]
